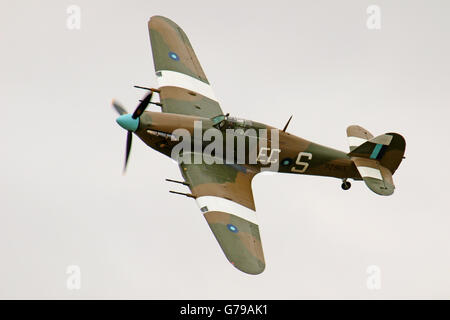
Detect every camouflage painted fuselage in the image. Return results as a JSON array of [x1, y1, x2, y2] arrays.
[[134, 111, 361, 180]]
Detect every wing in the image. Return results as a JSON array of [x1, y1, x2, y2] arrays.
[[148, 16, 223, 118], [178, 156, 265, 275]]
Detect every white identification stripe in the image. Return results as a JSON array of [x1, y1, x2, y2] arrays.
[[348, 136, 367, 147], [370, 134, 393, 146], [156, 70, 217, 101], [196, 196, 258, 225], [357, 166, 383, 180]]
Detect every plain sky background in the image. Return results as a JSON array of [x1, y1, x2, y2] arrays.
[[1, 0, 449, 299]]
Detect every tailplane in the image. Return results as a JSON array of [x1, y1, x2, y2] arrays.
[[346, 125, 406, 196]]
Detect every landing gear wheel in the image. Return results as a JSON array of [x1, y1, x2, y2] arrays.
[[341, 181, 351, 190]]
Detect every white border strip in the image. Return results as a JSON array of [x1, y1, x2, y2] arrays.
[[348, 136, 367, 147], [357, 166, 383, 180], [196, 196, 258, 225], [156, 70, 217, 102], [370, 134, 393, 146]]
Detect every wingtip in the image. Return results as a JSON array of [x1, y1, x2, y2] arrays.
[[148, 15, 164, 24], [148, 15, 179, 29], [231, 260, 266, 275]]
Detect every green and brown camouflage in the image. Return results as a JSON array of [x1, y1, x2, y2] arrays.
[[134, 112, 362, 180], [159, 85, 222, 118], [112, 15, 406, 275], [346, 130, 405, 195], [149, 16, 209, 84]]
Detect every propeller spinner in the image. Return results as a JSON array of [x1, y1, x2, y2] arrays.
[[112, 91, 153, 173]]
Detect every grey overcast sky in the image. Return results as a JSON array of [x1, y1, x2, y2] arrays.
[[1, 0, 449, 299]]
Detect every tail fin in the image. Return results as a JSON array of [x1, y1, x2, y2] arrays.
[[346, 126, 406, 196]]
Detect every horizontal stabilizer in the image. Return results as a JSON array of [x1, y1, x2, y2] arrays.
[[349, 134, 392, 159], [352, 157, 395, 196], [346, 125, 374, 152]]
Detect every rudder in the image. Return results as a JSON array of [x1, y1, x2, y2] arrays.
[[346, 127, 406, 196]]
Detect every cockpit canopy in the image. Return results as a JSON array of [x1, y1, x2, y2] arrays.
[[211, 114, 253, 129]]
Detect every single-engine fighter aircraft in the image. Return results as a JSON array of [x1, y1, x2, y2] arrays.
[[112, 16, 406, 275]]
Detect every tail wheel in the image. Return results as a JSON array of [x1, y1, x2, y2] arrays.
[[341, 181, 351, 190]]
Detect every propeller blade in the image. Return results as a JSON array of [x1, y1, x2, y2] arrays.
[[132, 91, 153, 119], [124, 131, 132, 173], [115, 92, 152, 173], [112, 100, 128, 115]]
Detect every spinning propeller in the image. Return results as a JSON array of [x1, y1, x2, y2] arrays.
[[112, 91, 153, 173]]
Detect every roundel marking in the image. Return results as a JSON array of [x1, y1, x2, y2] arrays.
[[281, 158, 292, 166], [168, 51, 179, 61], [227, 224, 238, 233]]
